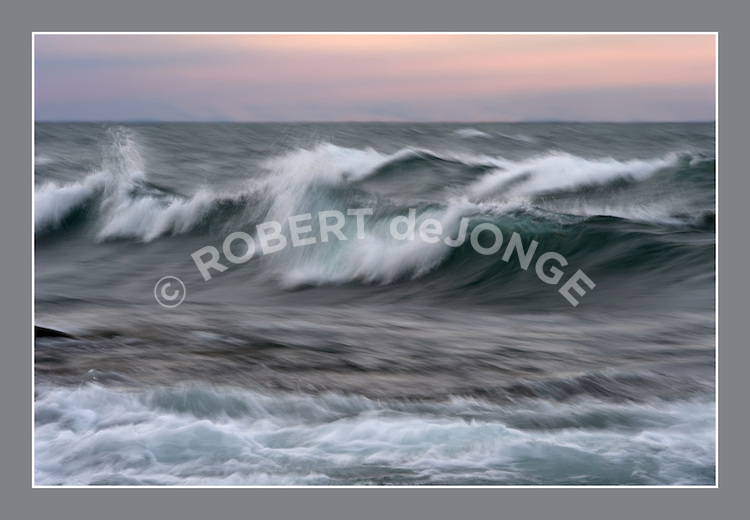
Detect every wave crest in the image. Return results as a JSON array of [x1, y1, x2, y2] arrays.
[[467, 151, 679, 201]]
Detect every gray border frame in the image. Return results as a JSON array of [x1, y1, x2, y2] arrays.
[[4, 1, 743, 518]]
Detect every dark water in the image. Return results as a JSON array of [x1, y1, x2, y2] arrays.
[[34, 122, 716, 485]]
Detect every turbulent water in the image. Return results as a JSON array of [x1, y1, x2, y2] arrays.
[[34, 122, 716, 486]]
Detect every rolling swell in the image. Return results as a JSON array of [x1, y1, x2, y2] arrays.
[[35, 128, 714, 304]]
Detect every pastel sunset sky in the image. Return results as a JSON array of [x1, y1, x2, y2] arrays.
[[34, 33, 716, 122]]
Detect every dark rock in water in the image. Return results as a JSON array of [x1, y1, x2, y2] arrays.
[[701, 211, 716, 230], [35, 325, 75, 339]]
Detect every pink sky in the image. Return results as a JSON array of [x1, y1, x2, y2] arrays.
[[34, 34, 716, 122]]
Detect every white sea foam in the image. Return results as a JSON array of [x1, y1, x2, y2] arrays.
[[34, 173, 106, 232], [454, 128, 491, 139], [34, 384, 715, 486], [34, 128, 252, 241], [276, 202, 473, 287], [96, 188, 219, 242], [466, 152, 678, 202]]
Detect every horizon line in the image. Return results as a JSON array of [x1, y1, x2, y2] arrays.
[[33, 119, 717, 124]]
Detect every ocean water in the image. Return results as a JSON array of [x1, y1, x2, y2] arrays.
[[34, 122, 716, 486]]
